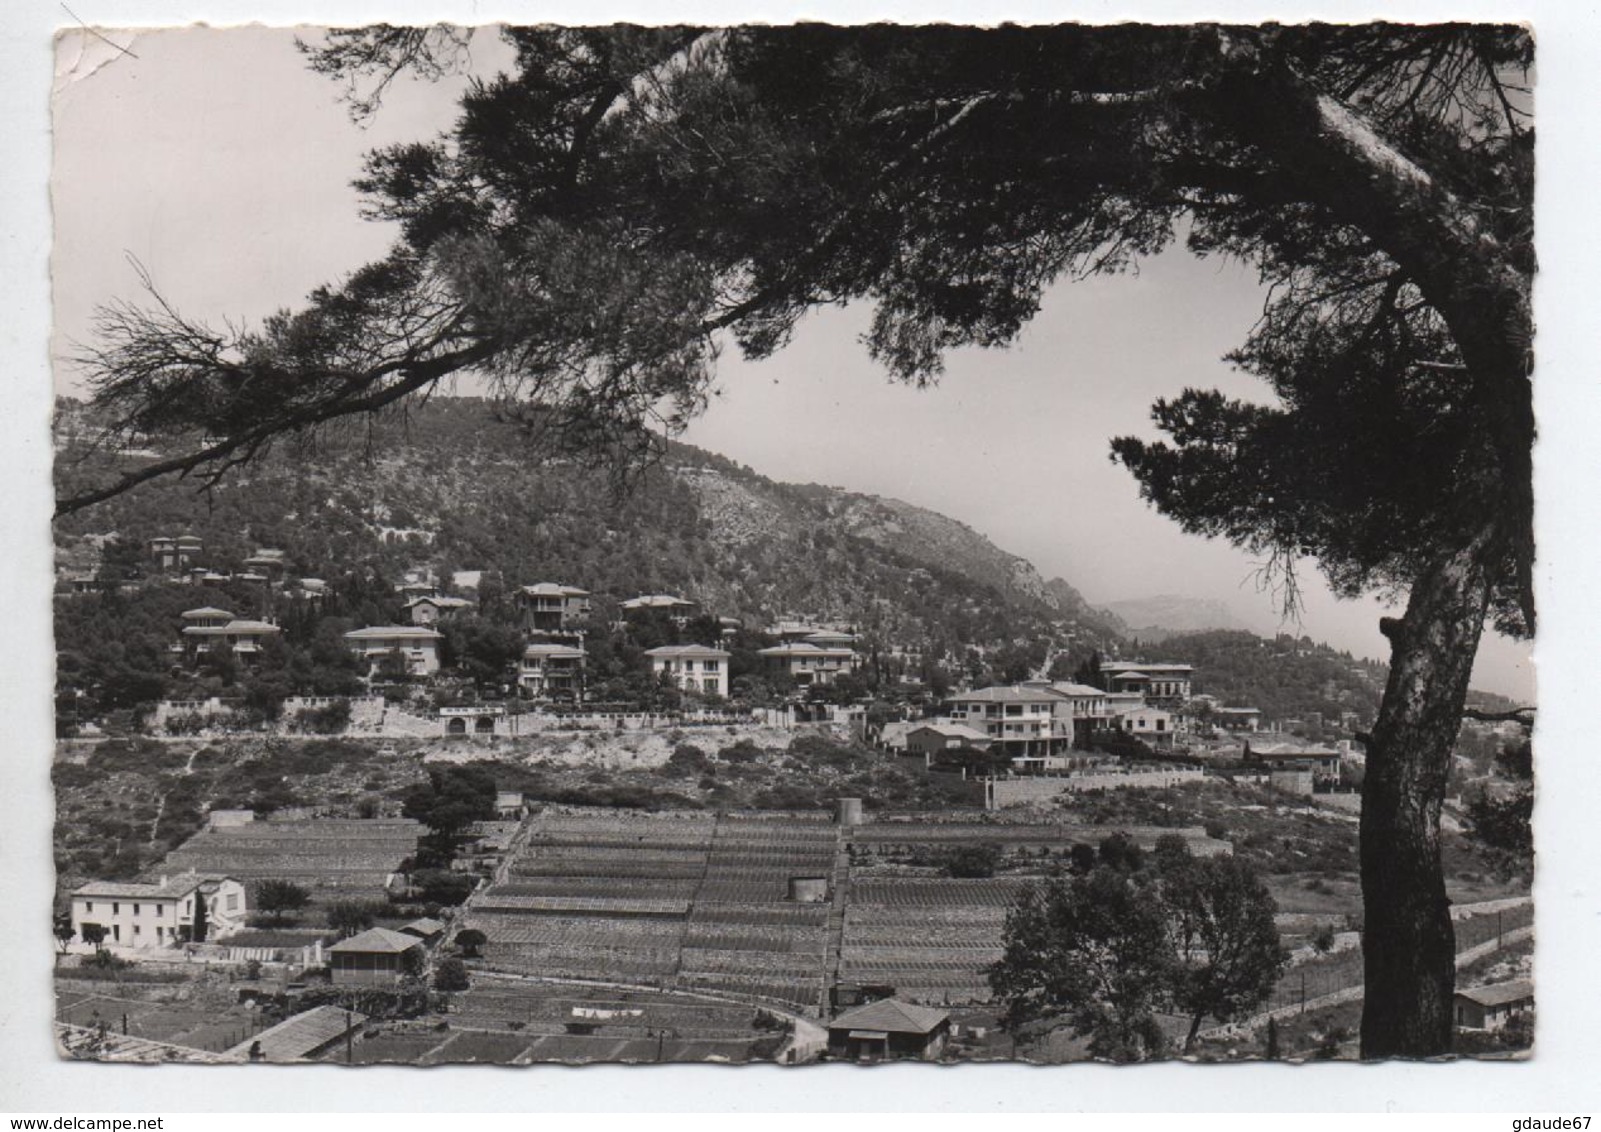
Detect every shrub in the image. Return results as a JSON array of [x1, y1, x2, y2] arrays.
[[434, 957, 471, 992], [942, 844, 1003, 879]]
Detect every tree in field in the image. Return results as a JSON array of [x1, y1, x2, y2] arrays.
[[991, 841, 1285, 1060], [54, 914, 76, 953], [254, 879, 312, 925], [453, 927, 487, 958], [1465, 732, 1533, 878], [62, 24, 1532, 1058], [1152, 835, 1288, 1053], [79, 922, 107, 952], [434, 957, 471, 992], [401, 765, 499, 864], [326, 899, 381, 938], [990, 867, 1176, 1062]]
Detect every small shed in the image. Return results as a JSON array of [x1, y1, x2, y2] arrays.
[[1455, 979, 1534, 1031], [398, 917, 446, 943], [229, 1005, 367, 1063], [327, 927, 422, 986], [827, 998, 951, 1062]]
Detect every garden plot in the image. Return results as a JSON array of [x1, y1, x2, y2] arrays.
[[155, 818, 421, 902]]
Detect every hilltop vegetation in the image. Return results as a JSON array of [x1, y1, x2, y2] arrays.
[[55, 396, 1122, 708]]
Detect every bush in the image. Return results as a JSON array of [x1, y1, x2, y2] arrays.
[[434, 957, 471, 992], [408, 870, 477, 906], [942, 843, 1003, 879]]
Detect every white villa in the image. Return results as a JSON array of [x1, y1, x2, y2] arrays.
[[757, 641, 859, 686], [70, 872, 247, 949], [644, 644, 729, 697], [344, 626, 444, 677], [519, 642, 587, 701]]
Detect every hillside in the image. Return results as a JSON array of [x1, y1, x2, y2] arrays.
[[1101, 595, 1248, 642], [1128, 630, 1387, 725], [54, 397, 1123, 681]]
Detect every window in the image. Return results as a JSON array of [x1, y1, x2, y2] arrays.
[[84, 901, 93, 913], [227, 893, 239, 911], [133, 904, 141, 916], [703, 660, 720, 672], [112, 903, 120, 915], [132, 925, 141, 936]]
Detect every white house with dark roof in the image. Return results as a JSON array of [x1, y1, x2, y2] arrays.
[[757, 641, 859, 686], [519, 641, 587, 700], [344, 626, 444, 677], [644, 644, 729, 697], [71, 872, 247, 949]]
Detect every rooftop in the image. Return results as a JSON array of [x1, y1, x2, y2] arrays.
[[1456, 979, 1534, 1008], [908, 723, 990, 741], [344, 626, 444, 641], [521, 582, 589, 597], [523, 643, 587, 659], [829, 998, 949, 1035], [327, 927, 422, 955], [182, 619, 281, 636], [758, 643, 857, 658], [180, 606, 236, 620], [645, 644, 729, 659], [227, 1005, 367, 1063], [1047, 682, 1107, 698], [622, 594, 697, 609], [75, 872, 234, 900], [951, 686, 1060, 705]]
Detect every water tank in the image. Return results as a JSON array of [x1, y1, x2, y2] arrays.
[[787, 876, 829, 903], [836, 797, 864, 826]]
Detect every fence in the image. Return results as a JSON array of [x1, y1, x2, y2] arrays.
[[982, 768, 1206, 809]]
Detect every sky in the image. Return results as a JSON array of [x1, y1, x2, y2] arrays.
[[48, 24, 1535, 699]]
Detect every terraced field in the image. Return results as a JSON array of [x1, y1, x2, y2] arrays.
[[465, 809, 1248, 1018], [155, 818, 422, 904], [466, 811, 835, 1013]]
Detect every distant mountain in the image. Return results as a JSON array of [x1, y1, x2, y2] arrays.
[[1100, 595, 1249, 642]]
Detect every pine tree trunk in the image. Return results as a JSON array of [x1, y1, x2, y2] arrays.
[[1358, 527, 1499, 1058]]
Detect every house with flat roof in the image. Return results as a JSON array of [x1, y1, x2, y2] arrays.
[[519, 641, 587, 701], [344, 626, 444, 678], [518, 583, 591, 632], [644, 644, 729, 697], [1116, 705, 1176, 749], [71, 872, 247, 949]]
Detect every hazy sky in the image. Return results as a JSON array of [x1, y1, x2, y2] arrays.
[[49, 24, 1535, 698]]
